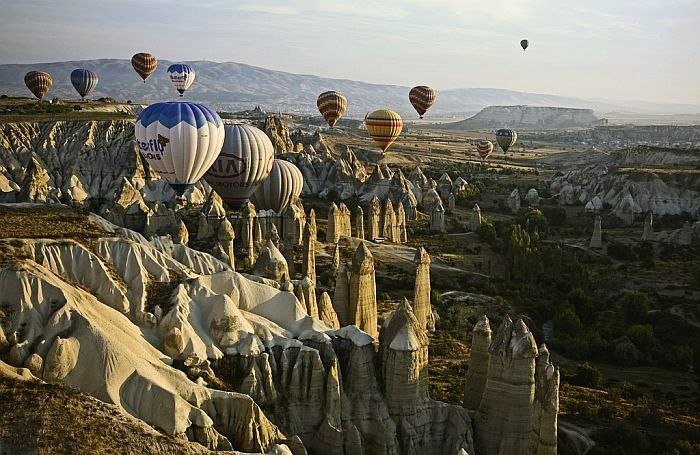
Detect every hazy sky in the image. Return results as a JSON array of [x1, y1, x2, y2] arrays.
[[1, 0, 698, 104]]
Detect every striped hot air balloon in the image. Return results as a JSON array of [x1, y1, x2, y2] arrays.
[[24, 71, 52, 101], [409, 86, 436, 119], [134, 102, 224, 196], [495, 129, 518, 153], [131, 53, 158, 82], [250, 159, 304, 213], [317, 91, 347, 127], [205, 123, 275, 209], [476, 140, 494, 160], [70, 69, 99, 100], [167, 64, 196, 96], [365, 109, 403, 153]]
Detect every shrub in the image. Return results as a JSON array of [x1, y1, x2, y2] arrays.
[[477, 222, 497, 245], [553, 303, 582, 336], [620, 293, 650, 324], [626, 324, 655, 352], [572, 362, 603, 388]]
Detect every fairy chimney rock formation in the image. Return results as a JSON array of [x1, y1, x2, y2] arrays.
[[318, 292, 340, 330], [474, 316, 559, 455], [590, 216, 603, 249], [252, 240, 289, 282], [333, 262, 350, 327], [526, 188, 540, 206], [368, 196, 382, 240], [299, 276, 318, 318], [338, 203, 352, 238], [508, 188, 521, 214], [197, 212, 214, 240], [268, 223, 280, 248], [327, 202, 341, 243], [240, 201, 257, 266], [642, 210, 654, 241], [308, 208, 317, 246], [469, 203, 482, 232], [379, 298, 430, 414], [302, 223, 316, 284], [396, 202, 408, 243], [173, 220, 189, 245], [382, 198, 396, 241], [430, 202, 446, 233], [413, 247, 433, 332], [354, 206, 365, 240], [463, 315, 492, 410], [216, 217, 236, 270], [348, 242, 378, 339], [447, 193, 456, 211]]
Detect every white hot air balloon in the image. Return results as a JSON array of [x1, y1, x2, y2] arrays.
[[205, 123, 275, 209], [134, 101, 224, 195], [251, 159, 303, 213], [167, 63, 195, 96]]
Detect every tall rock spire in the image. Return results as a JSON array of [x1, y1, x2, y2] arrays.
[[413, 247, 432, 331], [348, 242, 378, 338], [302, 222, 316, 284], [463, 315, 491, 410]]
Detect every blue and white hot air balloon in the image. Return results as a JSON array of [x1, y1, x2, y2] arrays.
[[134, 102, 224, 196], [70, 69, 98, 100], [167, 63, 195, 96]]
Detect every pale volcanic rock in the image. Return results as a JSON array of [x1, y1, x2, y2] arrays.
[[18, 156, 56, 203], [332, 263, 350, 327], [396, 202, 407, 243], [348, 242, 378, 339], [421, 188, 442, 213], [216, 217, 236, 270], [642, 210, 654, 240], [326, 202, 341, 243], [590, 216, 603, 249], [615, 192, 640, 225], [382, 198, 397, 242], [469, 203, 482, 232], [507, 188, 521, 214], [318, 292, 340, 330], [354, 206, 365, 239], [253, 240, 289, 283], [239, 201, 257, 266], [368, 196, 382, 240], [463, 315, 492, 410], [301, 222, 316, 284], [526, 188, 540, 207], [452, 177, 469, 194], [413, 247, 432, 332], [447, 193, 456, 211], [437, 173, 453, 201], [173, 219, 189, 245], [430, 201, 446, 233], [337, 203, 352, 239], [300, 276, 318, 319]]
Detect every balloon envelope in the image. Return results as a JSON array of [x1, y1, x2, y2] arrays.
[[250, 159, 303, 213], [134, 102, 224, 195], [409, 86, 436, 118], [476, 140, 494, 160], [317, 91, 347, 127], [495, 129, 518, 153], [131, 53, 158, 82], [205, 123, 275, 209], [520, 39, 529, 50], [24, 71, 52, 100], [365, 109, 403, 153], [70, 69, 99, 99], [167, 64, 196, 96]]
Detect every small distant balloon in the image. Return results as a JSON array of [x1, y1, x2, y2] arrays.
[[365, 109, 403, 153], [24, 71, 52, 101], [495, 129, 518, 153], [409, 86, 436, 119], [317, 91, 347, 127], [520, 39, 529, 51], [167, 64, 196, 96], [131, 53, 158, 82], [70, 69, 99, 100], [476, 140, 494, 160]]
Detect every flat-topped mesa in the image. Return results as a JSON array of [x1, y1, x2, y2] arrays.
[[301, 222, 316, 285], [382, 198, 396, 242], [379, 298, 430, 414], [326, 202, 341, 243], [430, 201, 446, 233], [173, 219, 189, 246], [333, 262, 350, 327], [354, 206, 365, 240], [396, 202, 407, 243], [348, 242, 378, 339], [216, 217, 236, 270], [475, 316, 558, 455], [463, 315, 492, 410], [318, 292, 340, 329], [590, 216, 603, 249], [469, 203, 482, 232], [252, 240, 289, 283], [413, 247, 433, 332], [368, 196, 382, 240]]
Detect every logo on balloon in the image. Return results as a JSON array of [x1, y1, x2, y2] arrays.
[[157, 134, 170, 148], [207, 153, 247, 178]]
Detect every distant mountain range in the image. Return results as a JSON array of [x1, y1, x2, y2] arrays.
[[1, 59, 699, 118]]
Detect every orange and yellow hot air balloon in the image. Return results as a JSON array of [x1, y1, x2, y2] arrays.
[[24, 71, 52, 101], [317, 91, 347, 127], [365, 109, 403, 153], [409, 86, 436, 119], [131, 53, 158, 82]]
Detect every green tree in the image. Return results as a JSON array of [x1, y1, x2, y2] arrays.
[[553, 303, 582, 336], [626, 324, 655, 352], [567, 288, 596, 324], [573, 362, 603, 388], [620, 292, 650, 324]]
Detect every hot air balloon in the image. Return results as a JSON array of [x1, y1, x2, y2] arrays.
[[250, 159, 303, 213], [70, 69, 99, 100], [205, 123, 275, 209], [134, 101, 224, 196], [167, 64, 195, 96], [131, 53, 158, 82], [409, 86, 436, 119], [317, 91, 347, 127], [520, 39, 529, 51], [496, 129, 518, 153], [476, 140, 494, 160], [24, 71, 52, 101], [365, 109, 403, 153]]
